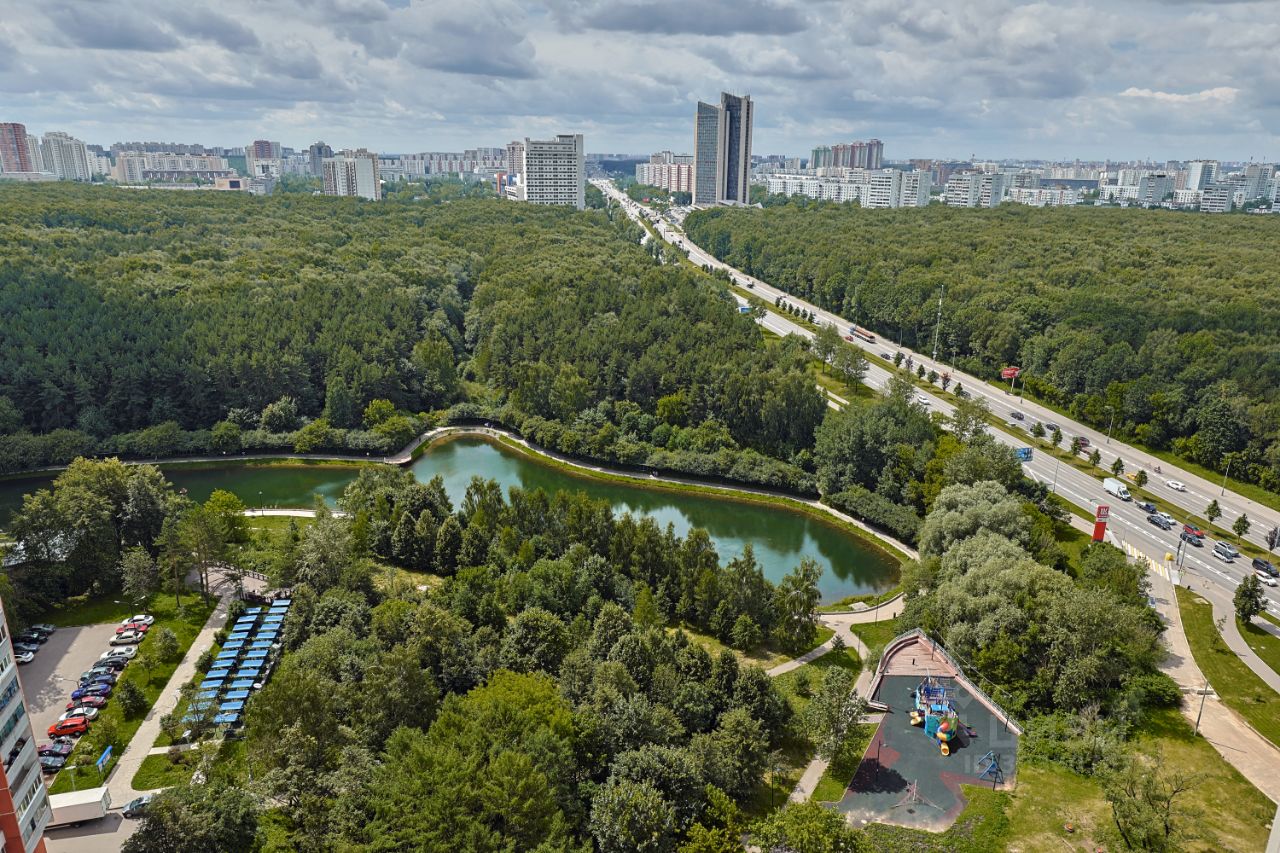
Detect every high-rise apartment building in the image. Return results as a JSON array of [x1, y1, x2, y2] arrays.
[[39, 132, 91, 181], [307, 141, 333, 178], [0, 123, 34, 173], [1138, 173, 1174, 205], [1200, 183, 1233, 213], [246, 140, 282, 178], [520, 134, 585, 209], [693, 92, 753, 205], [1184, 160, 1218, 191], [1243, 163, 1274, 200], [0, 599, 51, 853], [322, 149, 380, 200], [506, 141, 525, 179]]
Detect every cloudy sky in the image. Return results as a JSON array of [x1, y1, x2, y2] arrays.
[[0, 0, 1275, 161]]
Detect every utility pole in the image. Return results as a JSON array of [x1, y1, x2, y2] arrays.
[[1220, 455, 1232, 496], [1194, 679, 1209, 736], [931, 284, 945, 364], [1105, 405, 1115, 444], [1051, 456, 1061, 494]]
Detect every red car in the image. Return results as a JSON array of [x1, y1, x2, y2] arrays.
[[1183, 524, 1205, 539], [66, 695, 108, 711], [48, 718, 88, 738], [116, 622, 151, 635]]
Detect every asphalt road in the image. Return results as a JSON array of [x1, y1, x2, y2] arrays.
[[45, 809, 139, 853], [598, 181, 1280, 549], [20, 622, 119, 746], [597, 180, 1280, 619]]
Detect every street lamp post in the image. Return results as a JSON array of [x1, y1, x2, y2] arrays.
[[1051, 456, 1061, 495], [1194, 679, 1210, 736], [1105, 406, 1115, 444], [1220, 456, 1232, 496]]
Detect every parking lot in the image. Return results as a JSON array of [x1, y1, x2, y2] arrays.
[[20, 622, 120, 748]]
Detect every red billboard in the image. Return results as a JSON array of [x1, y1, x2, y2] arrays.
[[1092, 504, 1110, 542], [1000, 366, 1021, 380]]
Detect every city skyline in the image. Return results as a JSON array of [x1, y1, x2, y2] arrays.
[[1, 0, 1276, 161]]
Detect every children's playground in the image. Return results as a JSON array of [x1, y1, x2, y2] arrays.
[[831, 630, 1021, 832]]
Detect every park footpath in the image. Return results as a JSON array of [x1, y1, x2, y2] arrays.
[[102, 590, 236, 804], [1097, 513, 1280, 806], [768, 596, 905, 803]]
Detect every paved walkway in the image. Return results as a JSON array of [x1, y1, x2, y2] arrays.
[[102, 591, 235, 802], [768, 597, 904, 803], [1147, 560, 1280, 804], [1207, 589, 1280, 694]]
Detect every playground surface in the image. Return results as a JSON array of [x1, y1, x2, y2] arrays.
[[832, 672, 1021, 832]]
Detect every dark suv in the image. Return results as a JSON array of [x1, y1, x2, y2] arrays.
[[1254, 557, 1278, 577]]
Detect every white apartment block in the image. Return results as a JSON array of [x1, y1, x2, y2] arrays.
[[1173, 189, 1202, 207], [764, 169, 930, 208], [1008, 187, 1080, 207], [1200, 184, 1233, 213], [323, 149, 380, 200], [635, 161, 694, 193], [944, 172, 1007, 207], [1098, 184, 1141, 202], [113, 152, 232, 183], [1184, 160, 1218, 191], [40, 131, 92, 181], [520, 134, 584, 210]]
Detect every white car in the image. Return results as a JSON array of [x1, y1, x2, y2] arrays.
[[60, 707, 99, 722], [1166, 480, 1186, 492], [1256, 570, 1279, 587], [111, 630, 145, 646], [1157, 512, 1176, 527], [121, 614, 155, 627], [101, 646, 137, 660], [15, 651, 34, 665]]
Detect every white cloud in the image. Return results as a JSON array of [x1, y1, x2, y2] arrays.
[[1118, 86, 1240, 104]]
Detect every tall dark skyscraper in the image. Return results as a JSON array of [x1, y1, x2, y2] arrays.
[[693, 92, 753, 205], [308, 141, 333, 177]]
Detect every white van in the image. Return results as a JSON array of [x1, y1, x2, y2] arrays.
[[1103, 478, 1132, 501], [1212, 541, 1238, 563]]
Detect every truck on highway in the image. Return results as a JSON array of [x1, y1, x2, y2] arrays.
[[1103, 478, 1132, 501], [48, 787, 112, 828]]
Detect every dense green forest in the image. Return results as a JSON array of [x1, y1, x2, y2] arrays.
[[0, 184, 821, 491], [684, 203, 1280, 492]]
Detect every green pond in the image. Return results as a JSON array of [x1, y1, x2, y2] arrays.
[[0, 436, 898, 602]]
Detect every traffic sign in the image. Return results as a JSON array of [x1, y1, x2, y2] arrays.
[[1015, 447, 1033, 462], [96, 745, 112, 772]]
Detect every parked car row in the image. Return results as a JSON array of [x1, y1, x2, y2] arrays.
[[10, 623, 57, 665], [42, 614, 153, 761]]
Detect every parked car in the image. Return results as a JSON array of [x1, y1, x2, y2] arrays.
[[1180, 531, 1203, 547], [1166, 480, 1187, 491], [117, 622, 150, 635], [15, 630, 47, 645], [40, 755, 67, 774], [48, 718, 88, 738], [66, 695, 107, 711], [71, 684, 111, 701], [79, 670, 118, 686], [1212, 541, 1237, 563], [38, 741, 74, 758], [15, 651, 34, 665], [60, 707, 100, 722], [12, 642, 39, 655], [122, 794, 153, 819], [29, 624, 56, 636], [1136, 501, 1157, 514], [101, 646, 137, 661], [111, 630, 145, 646], [121, 615, 154, 627], [1148, 514, 1173, 531], [92, 657, 127, 672]]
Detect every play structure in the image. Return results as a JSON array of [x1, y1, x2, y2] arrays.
[[908, 675, 964, 756]]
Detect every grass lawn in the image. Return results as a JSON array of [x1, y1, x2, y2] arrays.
[[818, 588, 901, 613], [48, 591, 217, 793], [1176, 587, 1280, 749], [132, 738, 246, 791], [674, 624, 833, 672], [1240, 618, 1280, 680], [1263, 610, 1280, 630], [771, 648, 861, 716], [848, 620, 902, 661], [812, 721, 875, 803], [1003, 761, 1109, 853]]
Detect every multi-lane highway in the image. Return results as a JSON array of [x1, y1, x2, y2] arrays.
[[596, 179, 1280, 620]]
